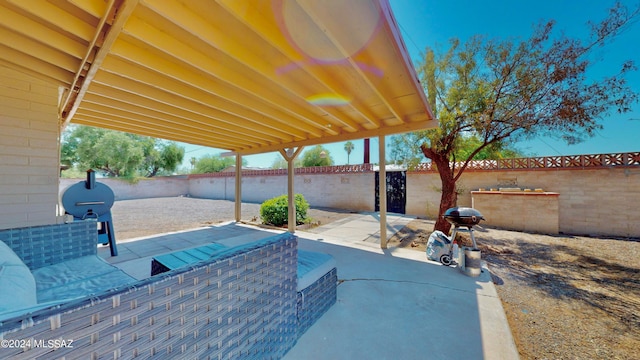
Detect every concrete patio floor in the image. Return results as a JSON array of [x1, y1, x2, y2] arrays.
[[98, 213, 518, 360]]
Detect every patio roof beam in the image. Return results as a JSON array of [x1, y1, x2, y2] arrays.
[[0, 27, 78, 73], [78, 94, 268, 147], [94, 54, 308, 141], [72, 108, 244, 150], [143, 0, 364, 133], [59, 0, 138, 129], [215, 0, 382, 130], [104, 39, 316, 140], [121, 14, 340, 138], [0, 46, 70, 86], [235, 118, 432, 155], [0, 2, 86, 60], [296, 1, 404, 125], [86, 74, 288, 145]]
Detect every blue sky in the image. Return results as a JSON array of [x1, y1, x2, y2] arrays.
[[181, 0, 640, 169]]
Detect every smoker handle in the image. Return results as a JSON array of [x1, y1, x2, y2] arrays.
[[76, 201, 105, 206]]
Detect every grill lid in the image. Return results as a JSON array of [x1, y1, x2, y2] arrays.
[[443, 207, 485, 227], [61, 170, 115, 218]]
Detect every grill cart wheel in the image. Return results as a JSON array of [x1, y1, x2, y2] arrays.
[[439, 254, 452, 266]]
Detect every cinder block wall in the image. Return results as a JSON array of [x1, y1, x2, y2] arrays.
[[408, 168, 639, 237], [0, 66, 60, 229], [471, 192, 560, 234], [60, 176, 189, 201], [59, 164, 639, 237], [188, 173, 375, 211]]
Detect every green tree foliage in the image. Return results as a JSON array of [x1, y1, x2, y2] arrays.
[[259, 194, 310, 226], [409, 3, 639, 232], [139, 138, 186, 177], [390, 133, 523, 167], [61, 125, 185, 178], [193, 154, 246, 173], [271, 155, 302, 169], [301, 145, 334, 167], [453, 135, 523, 161], [344, 141, 355, 164]]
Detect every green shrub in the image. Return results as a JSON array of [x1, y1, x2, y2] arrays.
[[260, 194, 309, 226]]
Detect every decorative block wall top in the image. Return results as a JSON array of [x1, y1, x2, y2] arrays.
[[188, 164, 375, 178], [410, 152, 640, 173]]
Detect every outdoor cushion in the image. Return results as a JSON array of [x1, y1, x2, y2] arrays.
[[214, 231, 276, 248], [297, 250, 337, 291], [152, 233, 295, 275], [151, 243, 229, 275], [0, 240, 38, 314], [32, 255, 136, 303]]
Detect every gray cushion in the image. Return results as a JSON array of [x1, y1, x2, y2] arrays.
[[33, 256, 136, 303], [297, 250, 336, 291], [0, 240, 37, 314]]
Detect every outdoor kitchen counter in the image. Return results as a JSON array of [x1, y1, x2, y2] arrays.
[[471, 190, 560, 234]]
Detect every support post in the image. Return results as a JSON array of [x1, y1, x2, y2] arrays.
[[235, 154, 242, 222], [379, 135, 387, 249], [279, 147, 304, 233]]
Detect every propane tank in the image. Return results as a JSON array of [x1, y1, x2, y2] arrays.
[[452, 240, 460, 264]]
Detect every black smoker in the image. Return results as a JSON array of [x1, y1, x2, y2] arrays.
[[444, 207, 484, 249], [61, 170, 117, 256]]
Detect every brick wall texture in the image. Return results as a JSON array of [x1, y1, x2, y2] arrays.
[[0, 66, 59, 229], [408, 168, 639, 237]]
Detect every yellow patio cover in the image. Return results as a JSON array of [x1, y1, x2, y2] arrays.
[[0, 0, 436, 154]]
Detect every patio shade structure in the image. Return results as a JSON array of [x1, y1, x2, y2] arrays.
[[0, 0, 436, 247]]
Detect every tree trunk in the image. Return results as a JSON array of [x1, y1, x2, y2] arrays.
[[422, 146, 457, 235]]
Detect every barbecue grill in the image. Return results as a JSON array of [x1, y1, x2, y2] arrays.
[[61, 169, 117, 256], [443, 207, 484, 249]]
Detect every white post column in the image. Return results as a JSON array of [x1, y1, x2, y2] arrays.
[[279, 147, 303, 233], [235, 154, 242, 222], [379, 135, 387, 249]]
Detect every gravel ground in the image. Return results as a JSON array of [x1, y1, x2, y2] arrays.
[[110, 196, 353, 240], [388, 219, 640, 360]]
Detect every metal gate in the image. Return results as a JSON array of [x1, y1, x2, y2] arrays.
[[375, 171, 406, 214]]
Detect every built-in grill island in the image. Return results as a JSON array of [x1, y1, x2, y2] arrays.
[[61, 169, 118, 256]]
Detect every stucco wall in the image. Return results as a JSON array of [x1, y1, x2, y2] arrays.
[[0, 66, 60, 229]]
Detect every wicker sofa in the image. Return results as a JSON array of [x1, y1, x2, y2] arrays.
[[151, 243, 338, 340], [0, 221, 301, 359]]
